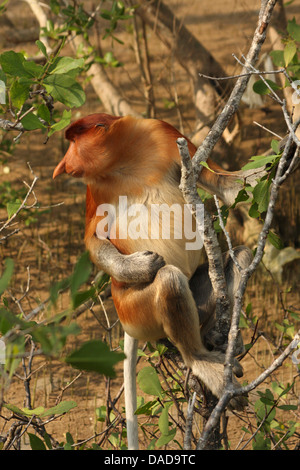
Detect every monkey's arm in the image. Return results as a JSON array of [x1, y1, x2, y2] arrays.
[[86, 235, 165, 284]]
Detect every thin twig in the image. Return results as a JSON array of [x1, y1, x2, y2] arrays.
[[253, 121, 283, 139], [197, 129, 299, 450], [192, 0, 278, 173], [213, 195, 242, 271], [199, 67, 285, 81], [0, 164, 39, 235]]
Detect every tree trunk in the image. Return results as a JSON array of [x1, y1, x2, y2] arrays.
[[71, 35, 140, 118], [136, 0, 233, 144]]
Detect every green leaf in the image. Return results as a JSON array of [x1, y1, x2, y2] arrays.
[[37, 103, 51, 123], [65, 432, 74, 445], [50, 0, 60, 15], [267, 230, 284, 249], [0, 68, 6, 84], [270, 50, 285, 67], [48, 109, 72, 137], [287, 17, 300, 42], [253, 79, 281, 95], [158, 402, 173, 436], [65, 340, 125, 377], [135, 399, 159, 416], [271, 139, 280, 154], [284, 41, 297, 67], [49, 57, 84, 75], [156, 428, 176, 447], [231, 188, 251, 209], [19, 406, 45, 416], [70, 251, 92, 301], [40, 400, 77, 417], [96, 405, 107, 422], [6, 201, 21, 218], [44, 73, 85, 108], [248, 201, 260, 219], [32, 322, 80, 356], [252, 179, 270, 213], [242, 154, 279, 171], [64, 442, 73, 450], [36, 40, 48, 58], [50, 277, 70, 305], [252, 432, 271, 450], [23, 60, 43, 78], [28, 433, 47, 450], [197, 187, 213, 202], [214, 204, 229, 232], [0, 51, 29, 77], [137, 366, 163, 398], [0, 308, 30, 334], [10, 81, 30, 108], [21, 112, 45, 130], [199, 161, 216, 172], [0, 258, 14, 295], [0, 309, 12, 335], [72, 288, 95, 309], [278, 404, 298, 411], [271, 381, 293, 398], [43, 433, 53, 450], [3, 403, 45, 417]]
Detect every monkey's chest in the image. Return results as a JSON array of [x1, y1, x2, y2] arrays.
[[95, 191, 203, 279]]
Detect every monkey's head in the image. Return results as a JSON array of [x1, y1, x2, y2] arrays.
[[53, 112, 184, 190], [53, 113, 122, 181]]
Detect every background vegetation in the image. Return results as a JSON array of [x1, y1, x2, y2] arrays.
[[0, 0, 299, 450]]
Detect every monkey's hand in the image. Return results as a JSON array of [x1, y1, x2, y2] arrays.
[[120, 251, 166, 284], [87, 235, 165, 284]]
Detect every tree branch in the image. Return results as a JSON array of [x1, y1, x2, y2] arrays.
[[192, 0, 278, 173], [197, 114, 300, 450]]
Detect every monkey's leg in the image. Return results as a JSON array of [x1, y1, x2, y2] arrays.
[[154, 265, 247, 411], [113, 265, 247, 410], [189, 246, 253, 378]]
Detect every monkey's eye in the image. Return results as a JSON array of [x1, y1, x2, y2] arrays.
[[95, 123, 107, 130]]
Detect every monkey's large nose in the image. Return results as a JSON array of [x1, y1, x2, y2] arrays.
[[53, 158, 66, 179]]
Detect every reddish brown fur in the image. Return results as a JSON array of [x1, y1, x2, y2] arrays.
[[53, 114, 248, 408], [53, 113, 240, 279], [53, 115, 236, 328]]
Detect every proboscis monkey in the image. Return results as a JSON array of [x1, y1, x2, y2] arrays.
[[53, 114, 253, 437]]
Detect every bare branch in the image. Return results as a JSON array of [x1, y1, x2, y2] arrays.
[[177, 137, 232, 340], [213, 195, 242, 272], [0, 164, 39, 241], [192, 0, 278, 173], [0, 119, 24, 133], [197, 120, 299, 450], [199, 67, 285, 81]]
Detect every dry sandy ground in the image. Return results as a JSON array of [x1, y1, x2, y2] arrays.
[[0, 0, 299, 450]]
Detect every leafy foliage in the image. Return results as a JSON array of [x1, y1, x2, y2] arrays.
[[0, 0, 299, 452], [0, 48, 85, 137], [253, 17, 300, 96]]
